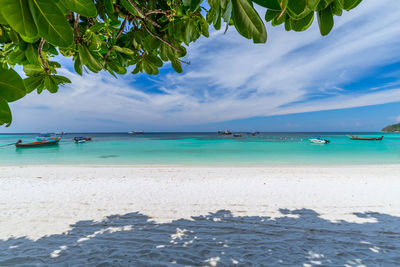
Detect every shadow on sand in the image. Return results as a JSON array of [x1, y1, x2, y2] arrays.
[[1, 209, 399, 266]]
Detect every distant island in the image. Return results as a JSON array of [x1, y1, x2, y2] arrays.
[[382, 123, 400, 132]]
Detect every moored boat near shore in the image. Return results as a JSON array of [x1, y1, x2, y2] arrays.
[[218, 130, 232, 135], [74, 136, 92, 143], [16, 133, 63, 148], [129, 131, 144, 134], [347, 134, 383, 140], [309, 138, 330, 144]]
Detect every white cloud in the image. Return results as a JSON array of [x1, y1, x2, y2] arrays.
[[5, 0, 400, 132]]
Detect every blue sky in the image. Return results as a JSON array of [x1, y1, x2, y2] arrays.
[[2, 0, 400, 133]]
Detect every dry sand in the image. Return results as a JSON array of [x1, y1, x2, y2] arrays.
[[0, 165, 399, 265]]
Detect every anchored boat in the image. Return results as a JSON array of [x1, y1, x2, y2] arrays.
[[16, 133, 63, 148], [129, 131, 144, 134], [309, 138, 330, 144], [347, 135, 383, 141], [74, 136, 92, 143], [218, 130, 232, 135]]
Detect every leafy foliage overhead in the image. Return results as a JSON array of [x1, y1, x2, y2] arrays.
[[0, 0, 363, 126]]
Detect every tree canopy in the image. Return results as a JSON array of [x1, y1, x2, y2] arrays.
[[0, 0, 363, 126]]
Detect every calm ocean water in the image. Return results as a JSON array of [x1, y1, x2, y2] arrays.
[[0, 132, 399, 165]]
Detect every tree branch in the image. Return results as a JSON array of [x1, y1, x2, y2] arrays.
[[104, 18, 127, 64], [145, 9, 170, 16], [177, 58, 190, 65], [138, 17, 180, 52], [277, 2, 286, 21], [38, 38, 50, 73], [126, 0, 161, 28], [73, 13, 81, 42], [116, 18, 127, 39]]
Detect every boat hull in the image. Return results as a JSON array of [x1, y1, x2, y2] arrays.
[[16, 138, 61, 148], [309, 139, 330, 144], [348, 136, 383, 141]]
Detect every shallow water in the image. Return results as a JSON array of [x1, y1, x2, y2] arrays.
[[0, 132, 399, 165]]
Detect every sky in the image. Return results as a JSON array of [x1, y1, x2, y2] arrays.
[[2, 0, 400, 133]]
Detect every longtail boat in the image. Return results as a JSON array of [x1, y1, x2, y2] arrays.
[[16, 133, 63, 148], [347, 135, 383, 141]]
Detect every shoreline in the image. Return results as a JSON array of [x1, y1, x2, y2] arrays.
[[1, 163, 400, 168]]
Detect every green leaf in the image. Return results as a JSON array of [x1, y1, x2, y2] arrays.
[[23, 64, 45, 76], [331, 0, 343, 16], [287, 0, 311, 20], [61, 0, 97, 17], [214, 9, 222, 30], [8, 48, 26, 65], [265, 9, 280, 22], [146, 55, 163, 67], [316, 0, 334, 11], [120, 0, 142, 17], [24, 75, 45, 93], [190, 0, 202, 11], [0, 68, 26, 102], [317, 6, 334, 36], [56, 0, 70, 15], [290, 12, 314, 32], [9, 28, 20, 44], [231, 0, 267, 43], [52, 75, 71, 85], [0, 0, 38, 38], [142, 61, 153, 75], [309, 0, 323, 10], [184, 21, 195, 45], [104, 0, 114, 14], [284, 16, 291, 31], [74, 56, 83, 75], [107, 61, 127, 75], [0, 9, 7, 24], [44, 75, 58, 93], [0, 97, 12, 127], [20, 34, 40, 43], [25, 44, 40, 65], [271, 12, 286, 26], [253, 0, 281, 10], [112, 45, 134, 56], [131, 62, 141, 74], [343, 0, 362, 11], [29, 0, 74, 47], [171, 59, 183, 73], [78, 44, 103, 73], [200, 19, 210, 37]]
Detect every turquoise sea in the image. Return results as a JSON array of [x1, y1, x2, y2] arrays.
[[0, 132, 399, 165]]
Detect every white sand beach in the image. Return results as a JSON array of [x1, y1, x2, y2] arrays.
[[1, 165, 400, 266]]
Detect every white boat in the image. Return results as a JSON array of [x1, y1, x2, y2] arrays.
[[309, 138, 330, 144], [128, 131, 144, 134]]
